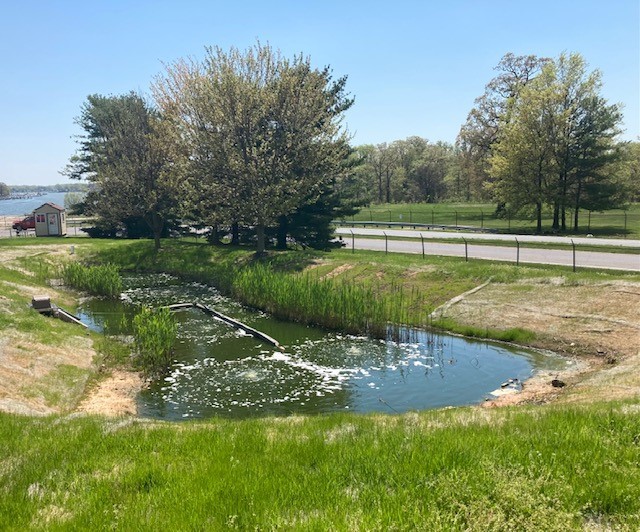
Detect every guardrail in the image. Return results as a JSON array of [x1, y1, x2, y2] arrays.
[[334, 220, 498, 233]]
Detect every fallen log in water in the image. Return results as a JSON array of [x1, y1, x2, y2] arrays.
[[166, 302, 280, 348]]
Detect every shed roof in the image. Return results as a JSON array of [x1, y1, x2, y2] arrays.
[[34, 202, 65, 212]]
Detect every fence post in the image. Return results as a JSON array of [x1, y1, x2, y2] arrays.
[[350, 230, 354, 254], [420, 232, 424, 258], [369, 209, 373, 222], [571, 239, 576, 272], [515, 237, 520, 266], [463, 237, 468, 262], [409, 209, 412, 224], [383, 231, 388, 254], [388, 210, 392, 222]]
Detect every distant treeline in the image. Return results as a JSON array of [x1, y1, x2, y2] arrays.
[[8, 183, 90, 194]]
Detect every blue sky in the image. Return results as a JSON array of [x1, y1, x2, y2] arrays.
[[1, 0, 638, 185]]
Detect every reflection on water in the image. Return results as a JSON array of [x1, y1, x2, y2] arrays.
[[77, 273, 567, 420]]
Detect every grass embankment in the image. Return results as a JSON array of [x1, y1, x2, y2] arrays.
[[1, 239, 639, 529], [1, 403, 639, 529], [0, 240, 129, 414], [349, 202, 640, 238], [88, 238, 639, 344]]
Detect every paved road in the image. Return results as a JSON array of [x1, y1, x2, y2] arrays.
[[338, 234, 640, 272], [335, 227, 640, 248]]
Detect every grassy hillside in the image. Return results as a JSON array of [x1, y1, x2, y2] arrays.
[[0, 238, 639, 530]]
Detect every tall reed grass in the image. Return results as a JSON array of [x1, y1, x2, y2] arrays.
[[131, 306, 177, 375], [61, 262, 122, 297], [232, 263, 428, 338]]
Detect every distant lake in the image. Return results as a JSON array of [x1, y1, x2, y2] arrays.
[[0, 192, 67, 216]]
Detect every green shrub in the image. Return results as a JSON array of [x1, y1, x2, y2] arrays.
[[131, 306, 177, 376]]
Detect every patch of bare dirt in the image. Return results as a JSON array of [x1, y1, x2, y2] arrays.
[[319, 263, 354, 280], [441, 279, 640, 406], [77, 370, 142, 416], [0, 330, 95, 415], [0, 244, 72, 269]]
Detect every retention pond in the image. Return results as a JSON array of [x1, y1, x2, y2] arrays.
[[78, 273, 567, 420]]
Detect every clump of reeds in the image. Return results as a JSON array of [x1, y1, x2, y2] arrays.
[[61, 262, 122, 297], [131, 306, 177, 376], [231, 263, 427, 338]]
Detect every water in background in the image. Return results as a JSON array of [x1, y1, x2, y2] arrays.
[[0, 192, 67, 216]]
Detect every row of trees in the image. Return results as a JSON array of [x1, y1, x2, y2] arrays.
[[0, 182, 10, 197], [67, 47, 637, 245], [459, 52, 633, 231], [348, 139, 455, 205], [66, 43, 355, 251], [348, 53, 638, 225]]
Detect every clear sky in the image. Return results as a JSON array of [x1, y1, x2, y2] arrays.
[[1, 0, 638, 186]]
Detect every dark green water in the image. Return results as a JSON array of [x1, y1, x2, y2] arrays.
[[77, 273, 567, 420]]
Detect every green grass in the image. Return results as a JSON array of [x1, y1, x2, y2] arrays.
[[0, 401, 639, 529], [1, 240, 640, 529], [347, 202, 640, 238]]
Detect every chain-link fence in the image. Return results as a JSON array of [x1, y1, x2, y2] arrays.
[[343, 207, 639, 238]]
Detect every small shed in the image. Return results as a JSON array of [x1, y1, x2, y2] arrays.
[[34, 202, 67, 237]]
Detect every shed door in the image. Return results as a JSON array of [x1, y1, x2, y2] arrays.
[[48, 213, 59, 235]]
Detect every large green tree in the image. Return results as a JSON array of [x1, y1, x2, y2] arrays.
[[65, 93, 186, 249], [0, 182, 10, 197], [154, 43, 353, 254], [491, 53, 624, 232], [457, 53, 550, 200]]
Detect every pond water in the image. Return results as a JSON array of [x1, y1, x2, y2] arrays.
[[77, 274, 567, 420]]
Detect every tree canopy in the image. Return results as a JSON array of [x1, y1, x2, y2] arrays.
[[153, 43, 353, 253], [65, 92, 186, 248], [489, 53, 624, 231]]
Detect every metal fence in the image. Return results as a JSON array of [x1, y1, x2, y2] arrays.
[[341, 231, 640, 272], [346, 208, 640, 238]]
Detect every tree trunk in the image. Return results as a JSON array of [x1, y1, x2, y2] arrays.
[[276, 215, 288, 250], [536, 202, 542, 233], [208, 225, 221, 245], [147, 212, 163, 250], [552, 203, 560, 231], [385, 170, 391, 203], [231, 222, 239, 245], [256, 223, 266, 255], [573, 181, 582, 232]]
